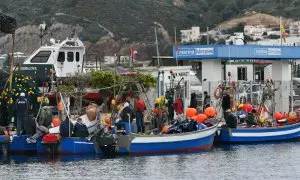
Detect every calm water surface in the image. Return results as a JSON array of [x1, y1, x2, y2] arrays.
[[0, 142, 299, 180]]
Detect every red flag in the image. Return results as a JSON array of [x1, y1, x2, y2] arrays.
[[130, 48, 136, 59]]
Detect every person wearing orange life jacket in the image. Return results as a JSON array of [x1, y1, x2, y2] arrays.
[[135, 96, 146, 133], [174, 98, 183, 115]]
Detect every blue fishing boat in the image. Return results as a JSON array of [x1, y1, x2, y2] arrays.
[[218, 122, 300, 143], [116, 124, 218, 155], [8, 135, 37, 154], [0, 135, 10, 154], [0, 135, 38, 155], [37, 137, 100, 155]]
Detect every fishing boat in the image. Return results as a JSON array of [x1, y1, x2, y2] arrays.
[[97, 123, 218, 156], [37, 113, 102, 155], [218, 122, 300, 144], [0, 135, 10, 154], [37, 137, 99, 155], [0, 135, 39, 155]]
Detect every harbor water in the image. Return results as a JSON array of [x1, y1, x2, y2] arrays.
[[0, 142, 299, 180]]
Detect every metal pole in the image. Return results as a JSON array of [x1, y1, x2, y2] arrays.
[[183, 78, 186, 118], [174, 26, 178, 66], [280, 16, 282, 46], [96, 55, 98, 70], [127, 113, 131, 135], [157, 71, 161, 97], [9, 33, 15, 91], [250, 81, 253, 104], [207, 26, 209, 45], [291, 60, 294, 112], [114, 56, 116, 98], [155, 25, 160, 67]]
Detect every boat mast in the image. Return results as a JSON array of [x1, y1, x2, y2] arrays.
[[9, 33, 15, 91]]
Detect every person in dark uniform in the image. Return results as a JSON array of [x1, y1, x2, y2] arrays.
[[190, 93, 198, 109], [15, 92, 30, 135], [60, 116, 74, 137], [73, 118, 89, 138], [222, 89, 231, 118], [203, 91, 210, 112], [224, 109, 237, 128]]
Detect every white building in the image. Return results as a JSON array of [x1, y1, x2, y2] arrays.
[[289, 21, 300, 36], [266, 31, 281, 36], [225, 32, 244, 45], [180, 26, 200, 43], [249, 36, 300, 46], [244, 25, 267, 36]]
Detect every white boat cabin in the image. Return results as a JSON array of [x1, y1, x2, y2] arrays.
[[21, 37, 85, 79]]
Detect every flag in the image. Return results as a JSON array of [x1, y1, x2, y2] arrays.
[[129, 48, 136, 59], [281, 23, 287, 43]]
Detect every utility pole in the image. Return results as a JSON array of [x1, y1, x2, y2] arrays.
[[9, 33, 15, 91], [174, 26, 178, 66], [155, 24, 161, 67], [207, 26, 209, 45], [280, 16, 282, 46]]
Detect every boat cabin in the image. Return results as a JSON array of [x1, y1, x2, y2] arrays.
[[19, 37, 85, 84]]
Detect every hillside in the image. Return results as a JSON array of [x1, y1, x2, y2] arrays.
[[1, 0, 300, 59], [217, 12, 295, 30]]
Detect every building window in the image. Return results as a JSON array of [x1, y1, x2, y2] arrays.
[[67, 52, 74, 62], [58, 52, 65, 62], [30, 51, 51, 63], [76, 52, 80, 62], [237, 67, 247, 81]]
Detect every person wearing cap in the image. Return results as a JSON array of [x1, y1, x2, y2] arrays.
[[15, 92, 30, 135], [224, 109, 237, 129]]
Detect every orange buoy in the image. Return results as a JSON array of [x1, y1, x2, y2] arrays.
[[238, 104, 244, 110], [186, 108, 197, 118], [162, 125, 169, 133], [195, 114, 207, 123], [52, 117, 61, 127], [274, 112, 284, 120], [204, 107, 216, 117], [243, 104, 253, 113], [57, 101, 63, 111], [288, 112, 297, 123]]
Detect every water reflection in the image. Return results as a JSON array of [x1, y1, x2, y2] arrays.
[[0, 142, 298, 180]]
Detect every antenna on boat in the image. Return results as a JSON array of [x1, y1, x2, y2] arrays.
[[39, 22, 47, 46]]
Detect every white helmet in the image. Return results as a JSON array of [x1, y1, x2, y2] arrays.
[[20, 92, 25, 97]]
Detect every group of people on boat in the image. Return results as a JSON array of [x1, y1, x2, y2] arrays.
[[112, 95, 147, 134]]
